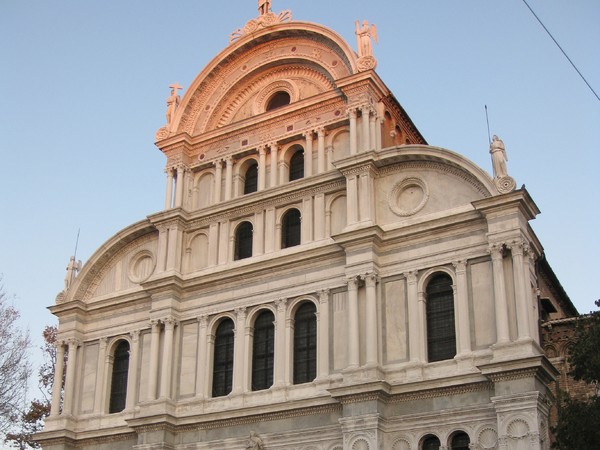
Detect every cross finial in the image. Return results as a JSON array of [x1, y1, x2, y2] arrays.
[[169, 82, 183, 93], [258, 0, 272, 16]]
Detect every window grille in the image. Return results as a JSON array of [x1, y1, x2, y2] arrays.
[[212, 319, 235, 397], [234, 221, 253, 260], [244, 163, 258, 194], [426, 273, 456, 362], [293, 302, 317, 384], [252, 311, 275, 391], [282, 208, 301, 248], [109, 340, 130, 413], [289, 150, 304, 181]]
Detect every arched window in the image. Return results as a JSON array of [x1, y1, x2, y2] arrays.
[[212, 319, 235, 397], [289, 149, 304, 181], [281, 208, 301, 248], [450, 431, 470, 450], [293, 302, 317, 384], [108, 340, 130, 413], [426, 273, 456, 362], [234, 221, 253, 260], [244, 162, 258, 194], [266, 91, 291, 111], [422, 435, 441, 450], [252, 310, 275, 391]]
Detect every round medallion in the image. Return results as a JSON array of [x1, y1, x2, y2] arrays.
[[128, 250, 156, 283], [389, 177, 429, 217]]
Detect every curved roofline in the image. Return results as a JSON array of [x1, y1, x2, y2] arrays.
[[377, 144, 497, 196], [172, 20, 359, 133], [65, 218, 156, 303]]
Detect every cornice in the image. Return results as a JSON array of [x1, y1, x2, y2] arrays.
[[472, 188, 540, 220]]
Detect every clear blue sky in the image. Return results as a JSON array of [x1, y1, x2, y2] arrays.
[[1, 1, 598, 371]]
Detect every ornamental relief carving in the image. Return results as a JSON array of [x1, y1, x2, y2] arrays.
[[388, 177, 429, 217]]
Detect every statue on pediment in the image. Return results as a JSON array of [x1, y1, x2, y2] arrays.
[[258, 0, 271, 15], [166, 83, 183, 129], [64, 256, 82, 290], [355, 20, 378, 58], [490, 135, 508, 179]]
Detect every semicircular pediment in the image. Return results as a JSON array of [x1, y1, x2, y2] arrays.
[[175, 23, 358, 136]]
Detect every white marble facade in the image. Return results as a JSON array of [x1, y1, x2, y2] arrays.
[[38, 7, 564, 450]]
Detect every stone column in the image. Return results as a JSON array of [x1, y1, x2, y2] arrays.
[[369, 113, 377, 152], [258, 146, 266, 191], [304, 131, 313, 177], [174, 165, 185, 208], [195, 316, 208, 399], [224, 156, 233, 201], [126, 330, 141, 409], [147, 319, 161, 400], [264, 207, 275, 253], [347, 277, 360, 369], [274, 298, 287, 387], [406, 271, 421, 363], [50, 341, 66, 417], [218, 220, 229, 265], [358, 166, 375, 224], [326, 144, 334, 170], [489, 243, 510, 344], [159, 317, 177, 399], [93, 337, 107, 414], [208, 222, 219, 266], [254, 210, 264, 256], [156, 225, 168, 273], [269, 144, 278, 188], [417, 288, 428, 361], [452, 261, 472, 355], [361, 106, 371, 152], [346, 173, 359, 226], [166, 224, 181, 271], [317, 290, 330, 379], [509, 241, 532, 340], [164, 167, 174, 209], [375, 116, 383, 151], [365, 273, 379, 366], [349, 108, 358, 155], [317, 128, 326, 173], [62, 338, 80, 416], [301, 196, 313, 244], [313, 193, 325, 241], [233, 307, 247, 394], [214, 159, 223, 203]]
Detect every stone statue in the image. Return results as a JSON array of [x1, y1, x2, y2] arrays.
[[258, 0, 271, 16], [355, 20, 378, 58], [489, 135, 508, 179], [245, 431, 264, 450], [64, 256, 82, 290], [166, 83, 182, 128]]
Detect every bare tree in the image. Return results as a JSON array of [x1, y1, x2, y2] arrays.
[[0, 277, 32, 436]]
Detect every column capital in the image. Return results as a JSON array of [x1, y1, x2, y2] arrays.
[[303, 130, 314, 138], [129, 330, 141, 342], [363, 272, 379, 287], [346, 276, 359, 290], [317, 289, 330, 303], [164, 166, 175, 175], [348, 107, 358, 118], [235, 306, 247, 321], [274, 297, 287, 312], [404, 270, 418, 284], [197, 315, 208, 328], [258, 145, 267, 155], [452, 260, 467, 273], [507, 239, 529, 256], [213, 159, 222, 168], [316, 127, 326, 136], [487, 242, 505, 259], [162, 316, 178, 329], [150, 318, 161, 328], [98, 336, 108, 348], [66, 338, 81, 348], [225, 155, 234, 164]]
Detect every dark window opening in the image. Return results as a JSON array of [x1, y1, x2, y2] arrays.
[[109, 340, 130, 413], [281, 208, 301, 248], [244, 162, 258, 194], [266, 91, 291, 111], [212, 319, 235, 397], [234, 221, 253, 260], [252, 311, 275, 391], [289, 149, 304, 181], [426, 273, 456, 362], [293, 302, 317, 384], [450, 432, 471, 450], [422, 435, 441, 450]]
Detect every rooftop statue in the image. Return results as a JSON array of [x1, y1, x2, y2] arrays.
[[64, 256, 82, 291], [166, 83, 183, 129], [230, 1, 291, 43], [355, 20, 377, 58], [489, 135, 516, 193], [258, 0, 271, 15]]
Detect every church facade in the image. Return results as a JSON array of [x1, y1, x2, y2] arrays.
[[37, 4, 575, 450]]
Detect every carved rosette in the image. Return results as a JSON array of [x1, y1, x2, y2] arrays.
[[357, 55, 377, 71], [155, 126, 170, 141], [494, 175, 516, 194]]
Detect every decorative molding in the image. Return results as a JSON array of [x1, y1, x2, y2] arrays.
[[229, 10, 293, 43], [388, 177, 429, 217]]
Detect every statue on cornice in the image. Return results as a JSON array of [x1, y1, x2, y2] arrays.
[[245, 431, 264, 450], [258, 0, 271, 16], [355, 20, 378, 58], [64, 256, 82, 290], [490, 135, 516, 193], [166, 83, 183, 129]]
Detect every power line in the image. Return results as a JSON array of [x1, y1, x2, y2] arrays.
[[521, 0, 600, 103]]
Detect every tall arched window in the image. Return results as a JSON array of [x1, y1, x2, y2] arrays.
[[281, 208, 301, 248], [422, 435, 441, 450], [109, 340, 130, 413], [293, 302, 317, 384], [450, 431, 470, 450], [244, 162, 258, 194], [234, 221, 253, 260], [289, 149, 304, 181], [426, 273, 456, 362], [212, 319, 235, 397], [252, 310, 275, 391]]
